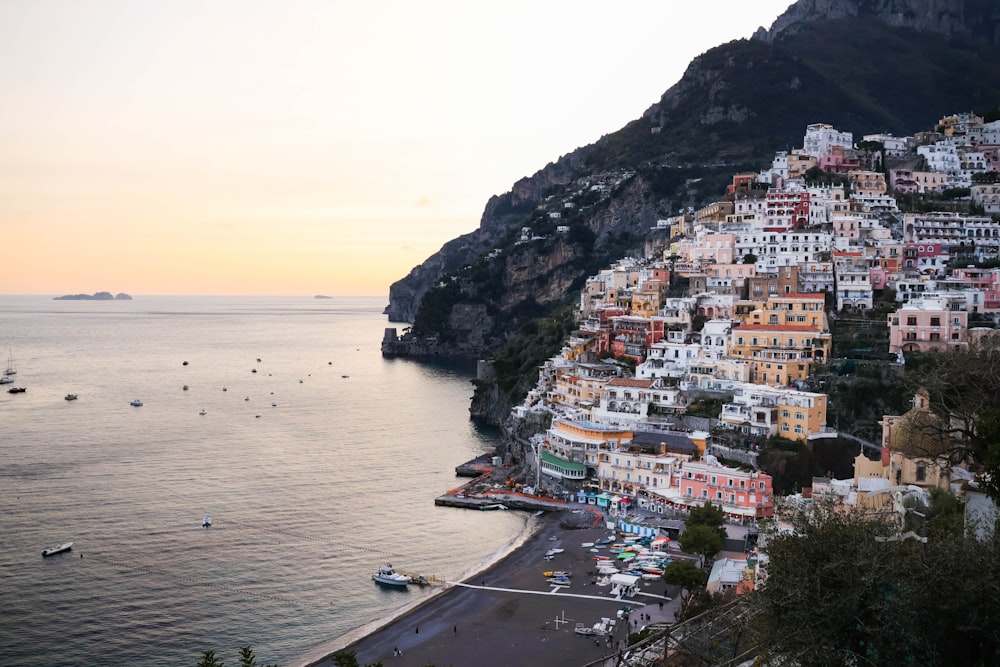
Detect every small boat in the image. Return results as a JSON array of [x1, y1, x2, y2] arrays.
[[64, 394, 78, 401], [199, 409, 207, 416], [222, 386, 227, 392], [0, 376, 12, 385], [244, 396, 250, 401], [42, 542, 73, 557], [271, 402, 277, 407], [129, 399, 143, 407], [575, 617, 616, 636], [202, 516, 212, 528], [8, 387, 26, 394], [581, 542, 594, 548], [480, 503, 508, 511], [183, 385, 189, 391], [372, 563, 409, 587], [542, 571, 571, 578], [4, 349, 16, 376]]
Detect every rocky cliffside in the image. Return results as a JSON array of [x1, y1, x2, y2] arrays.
[[382, 0, 1000, 425], [757, 0, 1000, 45]]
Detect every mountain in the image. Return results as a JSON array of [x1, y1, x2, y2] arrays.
[[383, 0, 1000, 384]]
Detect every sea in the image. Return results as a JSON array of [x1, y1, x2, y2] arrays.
[[0, 295, 531, 667]]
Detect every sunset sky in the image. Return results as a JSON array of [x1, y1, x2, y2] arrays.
[[1, 0, 791, 297]]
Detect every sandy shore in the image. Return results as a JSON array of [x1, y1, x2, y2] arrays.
[[305, 510, 682, 667]]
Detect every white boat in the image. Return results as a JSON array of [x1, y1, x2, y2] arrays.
[[42, 542, 73, 557], [372, 563, 409, 587], [4, 349, 16, 376], [129, 399, 143, 407], [575, 617, 616, 636], [199, 409, 207, 416], [202, 516, 212, 528], [0, 376, 12, 385]]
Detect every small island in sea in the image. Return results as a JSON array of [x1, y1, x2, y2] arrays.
[[54, 291, 132, 301], [314, 294, 333, 299]]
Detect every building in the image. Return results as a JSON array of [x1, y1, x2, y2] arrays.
[[888, 298, 968, 354], [647, 456, 775, 519]]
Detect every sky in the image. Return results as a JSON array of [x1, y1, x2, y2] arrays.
[[0, 0, 792, 297]]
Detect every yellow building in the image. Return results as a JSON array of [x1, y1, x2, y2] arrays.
[[730, 324, 831, 385], [775, 392, 828, 440]]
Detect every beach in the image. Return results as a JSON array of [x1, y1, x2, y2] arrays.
[[306, 511, 682, 667]]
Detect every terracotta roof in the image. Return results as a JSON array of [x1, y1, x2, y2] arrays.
[[607, 377, 655, 388]]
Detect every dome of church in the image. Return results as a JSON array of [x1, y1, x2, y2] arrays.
[[892, 389, 950, 458]]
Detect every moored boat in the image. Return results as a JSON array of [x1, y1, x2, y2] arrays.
[[42, 542, 73, 557], [8, 387, 26, 394], [64, 394, 78, 401], [372, 563, 409, 587], [129, 399, 143, 407]]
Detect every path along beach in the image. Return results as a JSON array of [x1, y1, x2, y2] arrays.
[[304, 511, 684, 667]]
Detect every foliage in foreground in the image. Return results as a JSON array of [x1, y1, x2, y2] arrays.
[[751, 502, 1000, 666], [195, 646, 277, 667]]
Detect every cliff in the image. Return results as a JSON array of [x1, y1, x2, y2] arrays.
[[382, 0, 1000, 421]]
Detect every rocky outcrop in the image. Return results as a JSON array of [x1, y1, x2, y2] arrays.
[[756, 0, 1000, 45]]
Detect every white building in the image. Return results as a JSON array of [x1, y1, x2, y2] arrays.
[[803, 123, 853, 158]]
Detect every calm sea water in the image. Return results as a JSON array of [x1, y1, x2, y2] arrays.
[[0, 295, 528, 667]]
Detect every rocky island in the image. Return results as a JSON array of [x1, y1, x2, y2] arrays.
[[53, 292, 132, 301]]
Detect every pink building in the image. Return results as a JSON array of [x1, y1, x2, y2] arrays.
[[648, 459, 775, 519], [888, 299, 968, 354]]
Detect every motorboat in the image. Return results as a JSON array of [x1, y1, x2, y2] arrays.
[[575, 617, 616, 637], [0, 376, 12, 385], [8, 387, 26, 394], [42, 542, 73, 557], [372, 563, 409, 587], [542, 571, 571, 578], [64, 394, 78, 401], [129, 399, 143, 407], [202, 516, 212, 528], [199, 409, 207, 416]]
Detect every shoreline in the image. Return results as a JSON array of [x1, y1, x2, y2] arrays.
[[295, 512, 543, 667], [303, 508, 682, 667]]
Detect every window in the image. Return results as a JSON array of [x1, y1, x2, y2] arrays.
[[795, 412, 804, 420], [794, 424, 803, 434], [781, 423, 789, 431], [930, 317, 941, 326], [781, 409, 789, 418], [907, 316, 917, 326]]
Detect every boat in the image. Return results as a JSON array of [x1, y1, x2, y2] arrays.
[[542, 571, 571, 578], [545, 548, 564, 556], [8, 387, 26, 394], [202, 515, 212, 528], [575, 617, 616, 637], [0, 376, 12, 385], [129, 399, 143, 407], [480, 503, 508, 511], [42, 542, 73, 557], [372, 563, 409, 587], [4, 349, 16, 376], [64, 394, 78, 401], [199, 409, 207, 415]]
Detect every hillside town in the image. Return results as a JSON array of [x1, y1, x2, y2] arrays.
[[496, 111, 1000, 570]]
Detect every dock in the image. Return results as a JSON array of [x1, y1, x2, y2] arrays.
[[454, 452, 498, 478], [434, 491, 568, 513]]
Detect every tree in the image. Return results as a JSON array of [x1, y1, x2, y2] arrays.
[[196, 652, 225, 667], [751, 500, 1000, 666], [239, 646, 277, 667], [687, 502, 725, 532], [679, 524, 724, 564], [662, 559, 708, 614], [903, 339, 1000, 501]]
